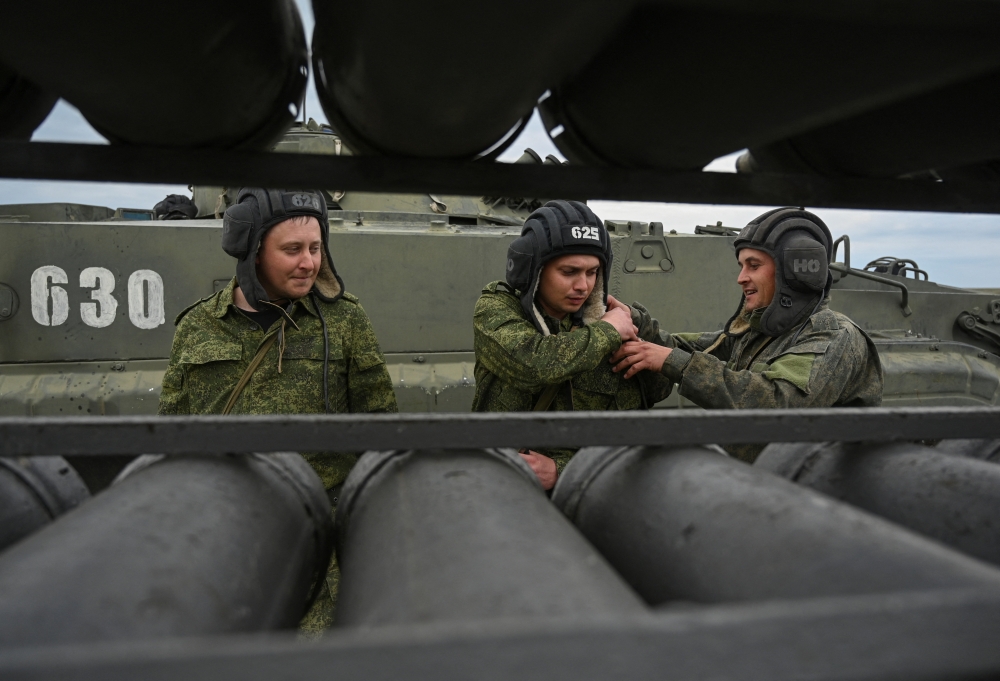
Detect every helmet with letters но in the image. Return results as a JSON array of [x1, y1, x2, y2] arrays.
[[732, 207, 833, 337]]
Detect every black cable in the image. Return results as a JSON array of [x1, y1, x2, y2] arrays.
[[312, 292, 331, 413]]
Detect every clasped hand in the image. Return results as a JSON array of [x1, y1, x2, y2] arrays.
[[610, 340, 672, 380], [601, 295, 671, 378], [601, 295, 638, 341]]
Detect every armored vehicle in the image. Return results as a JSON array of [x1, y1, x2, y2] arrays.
[[0, 122, 998, 425], [1, 1, 1000, 680]]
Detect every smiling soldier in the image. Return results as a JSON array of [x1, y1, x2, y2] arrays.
[[609, 207, 883, 462], [159, 186, 396, 430], [158, 188, 396, 630], [472, 200, 672, 489]]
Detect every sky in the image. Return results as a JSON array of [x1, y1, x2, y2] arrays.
[[1, 0, 997, 289]]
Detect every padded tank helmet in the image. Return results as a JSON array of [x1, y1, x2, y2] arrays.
[[221, 188, 344, 308], [505, 200, 612, 335], [730, 207, 833, 337]]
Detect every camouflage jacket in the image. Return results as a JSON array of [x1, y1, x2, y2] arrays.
[[473, 281, 672, 470], [632, 300, 883, 462], [159, 278, 397, 488]]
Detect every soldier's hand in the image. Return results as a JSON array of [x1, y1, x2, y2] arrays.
[[606, 294, 630, 315], [519, 450, 558, 490], [601, 306, 639, 342], [611, 340, 672, 379]]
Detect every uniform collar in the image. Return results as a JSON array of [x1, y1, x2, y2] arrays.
[[214, 277, 321, 319], [540, 310, 576, 334]]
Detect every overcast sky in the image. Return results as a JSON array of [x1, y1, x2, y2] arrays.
[[1, 0, 996, 289]]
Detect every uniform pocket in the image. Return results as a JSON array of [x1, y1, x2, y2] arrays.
[[352, 350, 385, 372], [283, 335, 345, 363], [779, 338, 831, 357], [278, 333, 348, 411], [178, 342, 242, 365], [571, 362, 622, 410], [572, 367, 619, 396]]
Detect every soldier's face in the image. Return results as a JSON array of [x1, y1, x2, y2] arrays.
[[737, 248, 776, 311], [256, 216, 323, 301], [537, 254, 601, 319]]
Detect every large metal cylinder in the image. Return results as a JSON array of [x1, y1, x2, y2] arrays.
[[738, 71, 1000, 178], [311, 0, 633, 158], [0, 456, 88, 553], [0, 1, 308, 149], [0, 63, 55, 140], [757, 441, 1000, 566], [0, 452, 332, 646], [552, 446, 1000, 606], [334, 448, 645, 626], [538, 6, 1000, 170], [935, 438, 1000, 463]]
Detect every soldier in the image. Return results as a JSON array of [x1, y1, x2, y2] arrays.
[[158, 187, 397, 630], [473, 200, 672, 488], [610, 207, 883, 462]]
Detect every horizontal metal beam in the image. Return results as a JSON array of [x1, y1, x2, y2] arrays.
[[2, 589, 998, 681], [1, 407, 998, 457], [2, 141, 1000, 213]]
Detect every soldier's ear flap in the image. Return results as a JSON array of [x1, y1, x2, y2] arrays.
[[782, 243, 828, 293], [505, 234, 535, 292], [222, 203, 256, 258]]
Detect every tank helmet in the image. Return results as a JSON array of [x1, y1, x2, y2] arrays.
[[221, 188, 344, 308], [730, 207, 833, 337], [153, 194, 197, 220], [505, 200, 612, 334]]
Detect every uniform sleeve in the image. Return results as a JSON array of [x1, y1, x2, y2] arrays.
[[635, 365, 675, 405], [474, 292, 622, 393], [157, 325, 190, 415], [345, 302, 398, 414], [628, 300, 732, 404], [630, 301, 732, 356], [664, 326, 864, 410]]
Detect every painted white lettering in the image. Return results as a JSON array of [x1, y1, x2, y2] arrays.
[[128, 270, 165, 329], [794, 259, 821, 274], [30, 266, 69, 326], [80, 267, 118, 328]]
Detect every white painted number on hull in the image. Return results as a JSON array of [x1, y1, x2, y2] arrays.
[[80, 267, 118, 328], [30, 267, 165, 329], [31, 266, 69, 327], [128, 270, 166, 329]]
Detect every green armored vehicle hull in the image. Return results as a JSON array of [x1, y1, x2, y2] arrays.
[[1, 199, 998, 416]]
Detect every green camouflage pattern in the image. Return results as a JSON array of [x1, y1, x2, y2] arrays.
[[159, 278, 396, 632], [631, 300, 883, 462], [159, 277, 397, 487], [299, 518, 341, 638], [472, 281, 672, 469]]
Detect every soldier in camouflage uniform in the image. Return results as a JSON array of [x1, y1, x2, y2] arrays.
[[473, 200, 672, 487], [159, 187, 397, 633], [611, 207, 883, 462]]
